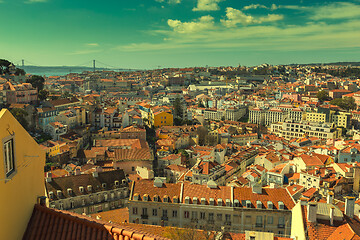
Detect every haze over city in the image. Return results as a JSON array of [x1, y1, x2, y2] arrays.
[[1, 0, 360, 68]]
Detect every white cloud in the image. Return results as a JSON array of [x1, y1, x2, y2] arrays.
[[193, 0, 224, 11], [86, 43, 99, 47], [168, 15, 215, 33], [118, 19, 360, 53], [243, 4, 267, 10], [25, 0, 47, 3], [310, 2, 360, 20], [221, 7, 283, 27], [155, 0, 181, 4]]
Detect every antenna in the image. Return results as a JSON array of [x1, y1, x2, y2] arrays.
[[22, 59, 25, 68], [93, 60, 96, 72]]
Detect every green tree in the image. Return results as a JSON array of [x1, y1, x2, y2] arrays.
[[27, 75, 45, 91], [10, 108, 28, 130], [317, 90, 330, 102], [0, 59, 11, 75], [330, 97, 357, 110], [173, 97, 183, 119], [38, 89, 49, 101]]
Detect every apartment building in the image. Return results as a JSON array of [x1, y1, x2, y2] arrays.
[[270, 121, 340, 140], [204, 107, 246, 122], [249, 106, 303, 126], [128, 179, 295, 237], [305, 111, 350, 128], [46, 169, 129, 215]]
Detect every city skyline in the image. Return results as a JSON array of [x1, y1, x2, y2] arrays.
[[1, 0, 360, 69]]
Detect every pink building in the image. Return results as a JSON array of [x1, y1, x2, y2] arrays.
[[2, 81, 37, 104]]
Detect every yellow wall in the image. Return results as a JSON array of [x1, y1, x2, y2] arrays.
[[48, 144, 60, 157], [153, 112, 173, 128], [291, 202, 306, 240], [0, 109, 45, 240]]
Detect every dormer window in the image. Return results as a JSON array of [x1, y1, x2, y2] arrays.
[[226, 199, 231, 207], [256, 200, 262, 209], [209, 198, 215, 205], [201, 197, 206, 205], [102, 183, 107, 188], [185, 196, 190, 204], [193, 197, 198, 204], [143, 194, 149, 201], [234, 199, 240, 207], [267, 201, 273, 209], [49, 191, 54, 199], [246, 200, 251, 208], [278, 201, 284, 210], [114, 180, 119, 187], [79, 186, 84, 193], [217, 198, 223, 206], [57, 190, 62, 197], [173, 196, 179, 203], [133, 194, 139, 201], [163, 195, 169, 202], [153, 195, 159, 202], [87, 185, 92, 192], [67, 188, 72, 195]]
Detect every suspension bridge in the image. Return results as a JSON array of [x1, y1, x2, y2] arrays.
[[10, 59, 140, 72]]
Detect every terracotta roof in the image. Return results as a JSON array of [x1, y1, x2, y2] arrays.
[[23, 204, 167, 240], [114, 148, 153, 161], [90, 207, 129, 224], [45, 170, 127, 200]]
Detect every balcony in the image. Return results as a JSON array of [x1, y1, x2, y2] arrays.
[[161, 216, 168, 221], [225, 221, 232, 226], [278, 224, 285, 228], [255, 223, 263, 228], [141, 214, 148, 219], [208, 220, 215, 224]]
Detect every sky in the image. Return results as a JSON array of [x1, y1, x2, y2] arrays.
[[1, 0, 360, 69]]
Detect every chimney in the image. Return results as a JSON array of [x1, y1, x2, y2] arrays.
[[37, 196, 47, 206], [75, 168, 81, 176], [327, 191, 334, 204], [353, 166, 360, 194], [307, 202, 318, 223], [46, 172, 52, 183], [330, 206, 335, 226], [300, 197, 308, 206], [345, 196, 355, 218]]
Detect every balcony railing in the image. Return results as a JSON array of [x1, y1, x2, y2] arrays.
[[161, 216, 168, 221], [141, 214, 148, 219], [278, 224, 285, 228]]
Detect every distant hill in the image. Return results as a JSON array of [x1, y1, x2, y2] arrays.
[[20, 65, 137, 75], [289, 62, 360, 66]]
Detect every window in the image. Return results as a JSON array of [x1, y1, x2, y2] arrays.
[[267, 216, 273, 224], [200, 212, 206, 219], [162, 209, 168, 217], [4, 138, 15, 178], [132, 166, 135, 171], [172, 210, 177, 218], [217, 213, 222, 221], [225, 214, 231, 222], [209, 213, 214, 221], [256, 216, 263, 227], [133, 207, 138, 215], [152, 208, 157, 216], [142, 208, 147, 215], [192, 211, 198, 219], [184, 211, 189, 218], [278, 217, 285, 228]]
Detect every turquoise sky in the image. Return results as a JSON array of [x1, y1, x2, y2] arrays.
[[1, 0, 360, 69]]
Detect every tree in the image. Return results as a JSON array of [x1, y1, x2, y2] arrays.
[[0, 59, 11, 75], [317, 90, 330, 102], [330, 97, 357, 110], [10, 108, 28, 130], [38, 89, 49, 101], [173, 97, 183, 119], [27, 75, 45, 91]]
